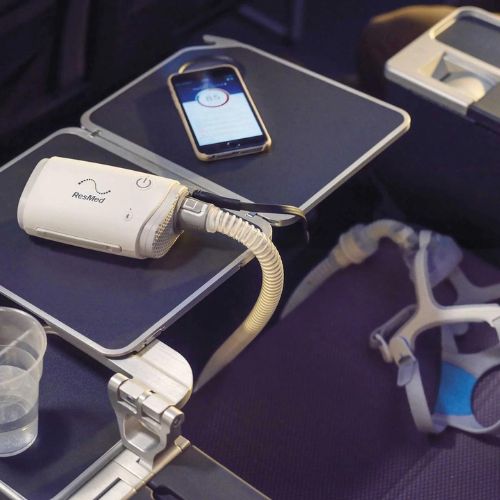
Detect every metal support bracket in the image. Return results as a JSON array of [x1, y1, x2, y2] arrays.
[[66, 437, 190, 499], [109, 373, 185, 470], [35, 333, 194, 498], [61, 372, 190, 499]]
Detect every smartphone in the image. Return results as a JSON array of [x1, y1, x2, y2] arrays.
[[168, 65, 271, 161]]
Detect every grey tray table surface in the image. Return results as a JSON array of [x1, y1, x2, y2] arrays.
[[82, 36, 410, 225], [0, 335, 118, 500], [0, 128, 269, 358]]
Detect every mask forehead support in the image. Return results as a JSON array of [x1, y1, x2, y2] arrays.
[[389, 232, 500, 368]]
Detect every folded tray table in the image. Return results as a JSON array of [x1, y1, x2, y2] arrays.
[[0, 128, 269, 358], [82, 36, 409, 224]]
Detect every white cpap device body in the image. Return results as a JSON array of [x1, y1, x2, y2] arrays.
[[17, 157, 189, 259]]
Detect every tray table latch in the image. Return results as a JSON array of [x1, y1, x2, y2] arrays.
[[109, 373, 184, 470]]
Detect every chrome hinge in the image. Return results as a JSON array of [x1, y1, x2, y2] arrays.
[[109, 373, 185, 470]]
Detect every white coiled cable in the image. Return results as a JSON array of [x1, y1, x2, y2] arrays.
[[194, 205, 284, 390], [281, 220, 417, 318]]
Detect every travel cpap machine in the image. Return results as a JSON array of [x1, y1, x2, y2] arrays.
[[17, 156, 284, 388], [18, 156, 190, 259]]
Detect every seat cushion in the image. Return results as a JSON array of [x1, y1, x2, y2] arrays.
[[183, 241, 500, 499]]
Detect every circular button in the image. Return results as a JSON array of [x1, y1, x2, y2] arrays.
[[136, 177, 152, 189]]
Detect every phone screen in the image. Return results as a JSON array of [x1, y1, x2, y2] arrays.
[[170, 66, 268, 156]]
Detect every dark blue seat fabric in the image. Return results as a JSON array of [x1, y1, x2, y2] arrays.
[[0, 0, 91, 165], [86, 0, 242, 93], [372, 89, 500, 251], [182, 242, 500, 499], [0, 0, 61, 138]]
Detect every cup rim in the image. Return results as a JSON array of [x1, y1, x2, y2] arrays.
[[0, 307, 47, 385]]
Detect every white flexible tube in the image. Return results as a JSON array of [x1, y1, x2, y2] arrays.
[[281, 220, 416, 318], [363, 220, 416, 249], [195, 206, 284, 390]]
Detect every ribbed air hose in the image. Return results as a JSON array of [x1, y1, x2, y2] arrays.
[[195, 206, 284, 390]]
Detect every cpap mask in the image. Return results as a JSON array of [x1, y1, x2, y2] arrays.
[[18, 156, 285, 389], [283, 220, 500, 435], [370, 230, 500, 434]]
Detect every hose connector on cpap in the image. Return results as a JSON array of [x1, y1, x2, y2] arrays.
[[281, 220, 417, 318], [178, 198, 284, 390]]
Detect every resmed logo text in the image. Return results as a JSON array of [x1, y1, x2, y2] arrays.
[[72, 192, 106, 203]]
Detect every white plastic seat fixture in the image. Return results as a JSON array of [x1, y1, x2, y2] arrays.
[[371, 231, 500, 434]]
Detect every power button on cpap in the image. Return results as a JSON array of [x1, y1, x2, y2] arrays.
[[136, 177, 152, 189]]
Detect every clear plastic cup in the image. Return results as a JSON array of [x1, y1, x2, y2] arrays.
[[0, 308, 47, 457]]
